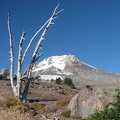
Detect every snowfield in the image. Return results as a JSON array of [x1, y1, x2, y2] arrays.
[[40, 75, 64, 81]]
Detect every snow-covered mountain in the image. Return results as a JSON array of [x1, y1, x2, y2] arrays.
[[32, 55, 75, 76], [32, 54, 95, 78], [32, 54, 120, 84]]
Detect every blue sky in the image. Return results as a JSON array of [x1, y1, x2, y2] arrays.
[[1, 0, 120, 73]]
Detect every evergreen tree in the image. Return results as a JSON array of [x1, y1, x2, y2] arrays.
[[55, 77, 62, 84], [89, 89, 120, 120], [64, 78, 75, 89]]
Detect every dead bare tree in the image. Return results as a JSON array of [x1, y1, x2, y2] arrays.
[[8, 4, 63, 102]]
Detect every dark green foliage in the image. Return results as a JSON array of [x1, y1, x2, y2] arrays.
[[0, 74, 3, 79], [30, 76, 39, 81], [88, 108, 113, 120], [2, 69, 10, 78], [64, 78, 75, 89], [64, 77, 73, 86], [89, 89, 120, 120], [30, 76, 41, 86], [30, 76, 35, 81], [0, 68, 10, 79], [55, 77, 62, 84], [54, 77, 75, 89]]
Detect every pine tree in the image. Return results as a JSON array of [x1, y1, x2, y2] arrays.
[[89, 89, 120, 120]]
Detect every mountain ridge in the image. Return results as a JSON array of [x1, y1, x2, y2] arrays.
[[32, 54, 120, 84]]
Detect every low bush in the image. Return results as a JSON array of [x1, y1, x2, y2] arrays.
[[0, 98, 19, 109], [0, 109, 33, 120], [61, 110, 71, 118], [0, 98, 35, 114], [32, 102, 45, 110], [56, 99, 70, 106], [0, 74, 3, 79], [30, 76, 40, 81], [55, 77, 76, 89], [55, 77, 62, 84]]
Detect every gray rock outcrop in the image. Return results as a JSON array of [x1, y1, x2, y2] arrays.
[[67, 87, 115, 118]]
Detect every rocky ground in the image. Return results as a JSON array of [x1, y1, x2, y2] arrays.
[[0, 79, 120, 120], [0, 79, 79, 120]]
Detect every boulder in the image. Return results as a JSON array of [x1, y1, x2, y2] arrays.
[[67, 87, 114, 118]]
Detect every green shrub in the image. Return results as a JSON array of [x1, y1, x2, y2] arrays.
[[89, 89, 120, 120], [0, 98, 38, 116], [30, 76, 40, 81], [3, 69, 10, 78], [64, 78, 75, 89], [55, 77, 62, 84], [0, 74, 3, 79], [32, 102, 45, 110], [0, 98, 30, 111]]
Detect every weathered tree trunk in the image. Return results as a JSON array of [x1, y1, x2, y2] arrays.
[[8, 12, 17, 97], [8, 4, 63, 102], [17, 31, 25, 100]]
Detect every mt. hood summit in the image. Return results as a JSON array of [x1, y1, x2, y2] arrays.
[[32, 54, 83, 76], [32, 54, 96, 80], [32, 54, 120, 84]]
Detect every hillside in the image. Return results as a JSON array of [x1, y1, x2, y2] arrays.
[[0, 79, 79, 120], [1, 55, 120, 119], [32, 55, 120, 87]]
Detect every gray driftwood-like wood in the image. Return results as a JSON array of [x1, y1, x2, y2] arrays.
[[8, 4, 63, 102]]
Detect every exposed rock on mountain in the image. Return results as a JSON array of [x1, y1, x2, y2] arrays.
[[32, 54, 120, 84]]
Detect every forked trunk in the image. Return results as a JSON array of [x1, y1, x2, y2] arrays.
[[8, 5, 63, 102]]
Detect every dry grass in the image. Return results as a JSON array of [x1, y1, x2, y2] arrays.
[[0, 81, 79, 119], [42, 104, 58, 113], [0, 98, 37, 117], [61, 110, 71, 118], [0, 98, 30, 110], [0, 109, 34, 120], [56, 99, 70, 106], [32, 102, 46, 110]]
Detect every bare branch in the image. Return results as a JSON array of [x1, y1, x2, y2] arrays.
[[52, 4, 60, 16], [31, 4, 63, 67], [50, 22, 55, 25], [18, 31, 25, 71], [52, 16, 58, 20], [22, 4, 63, 101], [21, 18, 50, 65], [55, 9, 64, 15], [35, 53, 43, 62], [42, 114, 49, 120]]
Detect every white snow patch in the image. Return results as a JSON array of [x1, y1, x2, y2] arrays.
[[32, 55, 69, 72], [40, 75, 64, 81]]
